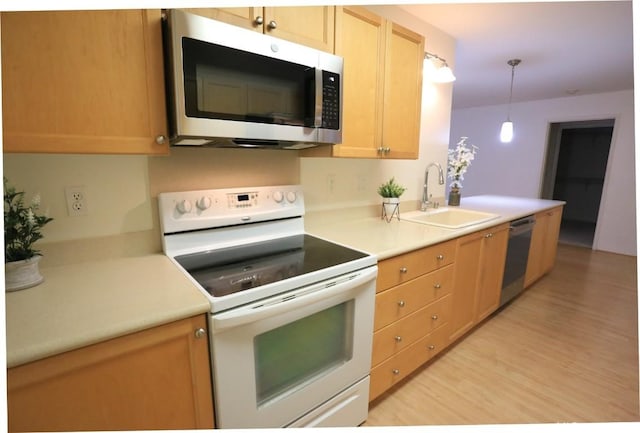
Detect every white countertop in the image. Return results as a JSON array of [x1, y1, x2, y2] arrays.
[[4, 254, 211, 368], [305, 195, 564, 259], [5, 195, 563, 368]]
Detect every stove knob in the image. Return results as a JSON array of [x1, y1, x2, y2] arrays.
[[273, 191, 284, 203], [176, 199, 192, 214], [286, 191, 297, 203], [196, 196, 212, 210]]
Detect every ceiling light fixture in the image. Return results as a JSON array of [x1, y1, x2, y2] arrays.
[[500, 58, 521, 143], [424, 52, 456, 83]]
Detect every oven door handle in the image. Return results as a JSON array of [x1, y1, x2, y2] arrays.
[[212, 266, 377, 330]]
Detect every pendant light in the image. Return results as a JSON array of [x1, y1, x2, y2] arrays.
[[500, 59, 521, 143]]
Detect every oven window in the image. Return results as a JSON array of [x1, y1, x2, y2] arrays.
[[182, 37, 313, 127], [253, 300, 354, 406]]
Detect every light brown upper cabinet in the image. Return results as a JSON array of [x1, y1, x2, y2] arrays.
[[184, 6, 335, 53], [1, 10, 169, 155], [304, 6, 424, 159]]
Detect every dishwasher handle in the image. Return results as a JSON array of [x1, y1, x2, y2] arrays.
[[510, 215, 536, 236]]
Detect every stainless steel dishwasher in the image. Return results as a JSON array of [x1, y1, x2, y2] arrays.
[[500, 215, 536, 306]]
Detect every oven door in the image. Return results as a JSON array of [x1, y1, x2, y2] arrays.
[[209, 266, 376, 429]]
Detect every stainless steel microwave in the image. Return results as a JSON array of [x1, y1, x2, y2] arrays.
[[162, 9, 343, 150]]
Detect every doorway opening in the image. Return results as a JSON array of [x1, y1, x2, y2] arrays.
[[541, 119, 614, 248]]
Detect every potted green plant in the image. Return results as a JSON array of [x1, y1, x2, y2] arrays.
[[377, 177, 406, 221], [4, 177, 53, 291]]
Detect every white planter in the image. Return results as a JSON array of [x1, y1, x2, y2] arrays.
[[381, 197, 400, 222], [5, 255, 44, 292]]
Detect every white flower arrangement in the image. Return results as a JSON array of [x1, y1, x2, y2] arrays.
[[447, 136, 478, 189]]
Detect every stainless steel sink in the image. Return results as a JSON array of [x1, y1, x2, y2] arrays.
[[402, 207, 500, 229]]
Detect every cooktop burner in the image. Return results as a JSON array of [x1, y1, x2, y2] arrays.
[[175, 234, 368, 297]]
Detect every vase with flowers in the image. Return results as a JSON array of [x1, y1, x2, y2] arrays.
[[4, 177, 53, 291], [447, 136, 478, 206]]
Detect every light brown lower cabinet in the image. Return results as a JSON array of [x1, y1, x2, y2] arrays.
[[525, 206, 564, 287], [6, 315, 214, 432], [370, 223, 513, 401], [369, 240, 456, 401], [369, 323, 450, 401], [448, 223, 510, 342]]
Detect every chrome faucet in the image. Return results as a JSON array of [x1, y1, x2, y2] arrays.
[[421, 162, 445, 211]]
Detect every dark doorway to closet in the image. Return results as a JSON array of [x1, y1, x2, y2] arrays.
[[541, 119, 614, 248]]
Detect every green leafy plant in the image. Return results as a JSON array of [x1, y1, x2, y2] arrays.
[[4, 177, 53, 263], [377, 177, 406, 198]]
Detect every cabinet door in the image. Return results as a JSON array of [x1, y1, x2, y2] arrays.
[[265, 6, 335, 52], [1, 10, 168, 155], [7, 315, 214, 432], [525, 206, 563, 287], [330, 6, 385, 158], [181, 7, 262, 32], [381, 22, 424, 159], [540, 206, 563, 273], [199, 7, 335, 52], [448, 230, 483, 342], [301, 7, 424, 160], [475, 224, 509, 321]]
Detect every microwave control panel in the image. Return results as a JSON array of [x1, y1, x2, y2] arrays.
[[322, 71, 340, 130]]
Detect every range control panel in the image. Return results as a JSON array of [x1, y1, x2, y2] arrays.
[[158, 185, 304, 234]]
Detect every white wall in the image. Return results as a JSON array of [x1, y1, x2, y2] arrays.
[[300, 5, 456, 212], [450, 90, 636, 256]]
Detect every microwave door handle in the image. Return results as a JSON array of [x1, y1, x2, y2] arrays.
[[314, 68, 323, 127]]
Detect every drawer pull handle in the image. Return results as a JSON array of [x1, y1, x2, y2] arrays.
[[398, 300, 406, 307], [436, 254, 444, 261], [194, 328, 207, 339], [485, 232, 494, 238], [431, 314, 439, 320], [400, 267, 408, 274], [394, 335, 402, 342], [392, 369, 400, 375], [428, 344, 435, 350], [434, 283, 442, 289]]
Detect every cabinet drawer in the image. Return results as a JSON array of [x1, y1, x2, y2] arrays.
[[372, 294, 451, 366], [422, 320, 450, 360], [376, 240, 455, 293], [369, 323, 450, 402], [374, 265, 453, 330]]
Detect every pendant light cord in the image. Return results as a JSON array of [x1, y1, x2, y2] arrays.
[[506, 59, 521, 121]]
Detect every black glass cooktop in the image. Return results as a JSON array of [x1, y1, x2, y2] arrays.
[[175, 234, 368, 297]]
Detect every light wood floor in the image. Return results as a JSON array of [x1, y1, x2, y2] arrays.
[[365, 243, 639, 426]]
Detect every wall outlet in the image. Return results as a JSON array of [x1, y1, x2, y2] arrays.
[[356, 174, 368, 193], [65, 186, 88, 216], [326, 174, 336, 195]]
